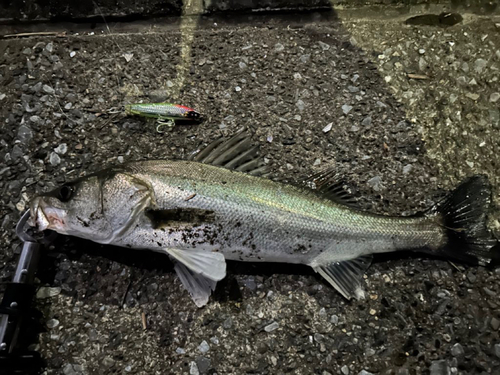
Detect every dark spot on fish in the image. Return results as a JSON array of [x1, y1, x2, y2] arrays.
[[145, 208, 215, 229], [76, 216, 90, 227], [235, 222, 241, 227], [157, 242, 162, 247]]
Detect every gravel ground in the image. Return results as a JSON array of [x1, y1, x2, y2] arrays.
[[0, 10, 499, 375]]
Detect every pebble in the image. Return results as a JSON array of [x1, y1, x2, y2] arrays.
[[198, 340, 210, 353], [322, 123, 333, 133], [465, 93, 479, 101], [63, 364, 82, 375], [264, 321, 279, 332], [64, 103, 72, 110], [189, 362, 200, 375], [175, 347, 185, 354], [296, 100, 305, 111], [402, 164, 413, 175], [55, 143, 68, 155], [0, 93, 5, 101], [474, 58, 487, 73], [70, 51, 76, 58], [348, 85, 359, 93], [451, 343, 464, 356], [490, 317, 500, 331], [293, 72, 302, 80], [45, 43, 54, 53], [47, 319, 60, 329], [367, 176, 382, 192], [11, 145, 24, 161], [49, 152, 61, 166], [102, 357, 115, 368], [342, 104, 353, 114], [341, 365, 349, 375], [274, 43, 285, 52], [330, 314, 339, 324], [195, 357, 211, 374], [430, 360, 450, 375], [17, 124, 33, 143], [361, 116, 372, 126], [358, 371, 374, 375], [239, 62, 247, 69], [318, 41, 330, 51], [418, 49, 425, 54], [42, 84, 55, 94], [490, 92, 500, 103], [235, 86, 241, 92], [494, 344, 500, 358], [36, 287, 61, 299]]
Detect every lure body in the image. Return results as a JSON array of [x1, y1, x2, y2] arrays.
[[125, 102, 202, 132]]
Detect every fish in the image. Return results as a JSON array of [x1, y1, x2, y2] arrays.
[[28, 129, 499, 307], [125, 102, 202, 132]]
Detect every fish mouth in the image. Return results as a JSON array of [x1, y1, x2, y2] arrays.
[[28, 197, 67, 232]]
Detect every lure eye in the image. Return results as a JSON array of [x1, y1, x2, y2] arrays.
[[58, 185, 74, 202]]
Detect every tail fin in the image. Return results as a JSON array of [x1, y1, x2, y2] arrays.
[[434, 175, 499, 267]]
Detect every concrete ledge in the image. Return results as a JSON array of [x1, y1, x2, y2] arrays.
[[0, 0, 497, 23]]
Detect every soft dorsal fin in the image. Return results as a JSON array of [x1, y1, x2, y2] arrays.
[[304, 168, 359, 208], [187, 128, 269, 177]]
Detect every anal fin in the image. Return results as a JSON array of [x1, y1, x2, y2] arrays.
[[313, 255, 372, 300], [166, 248, 226, 281], [174, 262, 218, 308]]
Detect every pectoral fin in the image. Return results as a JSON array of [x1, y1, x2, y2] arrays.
[[174, 262, 218, 307], [165, 248, 226, 281], [313, 255, 372, 300]]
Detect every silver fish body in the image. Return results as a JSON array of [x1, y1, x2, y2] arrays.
[[29, 131, 498, 306]]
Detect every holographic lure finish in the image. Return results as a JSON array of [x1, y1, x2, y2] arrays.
[[125, 103, 202, 121]]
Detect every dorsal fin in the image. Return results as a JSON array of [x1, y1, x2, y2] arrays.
[[188, 128, 269, 177], [304, 168, 359, 208]]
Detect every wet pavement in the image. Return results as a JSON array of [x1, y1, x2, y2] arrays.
[[0, 8, 499, 375]]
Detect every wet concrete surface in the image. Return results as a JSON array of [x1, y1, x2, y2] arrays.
[[0, 8, 499, 375]]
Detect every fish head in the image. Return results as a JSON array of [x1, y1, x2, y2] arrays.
[[29, 168, 152, 243]]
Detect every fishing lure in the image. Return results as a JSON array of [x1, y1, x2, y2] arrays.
[[124, 103, 203, 133]]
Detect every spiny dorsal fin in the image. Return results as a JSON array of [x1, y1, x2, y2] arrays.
[[188, 128, 269, 177], [304, 168, 359, 208], [313, 255, 372, 300]]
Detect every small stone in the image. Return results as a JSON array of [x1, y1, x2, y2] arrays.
[[210, 336, 219, 345], [23, 48, 32, 55], [266, 135, 273, 143], [313, 159, 321, 166], [465, 93, 479, 101], [17, 124, 33, 143], [494, 344, 500, 358], [274, 43, 284, 52], [123, 53, 133, 62], [330, 315, 339, 324], [368, 176, 382, 192], [166, 80, 174, 88], [189, 362, 200, 375], [369, 309, 376, 316], [124, 366, 132, 372], [300, 54, 310, 63], [42, 85, 54, 94], [362, 116, 372, 126], [62, 364, 78, 375], [198, 340, 210, 353], [294, 114, 302, 121], [466, 161, 474, 168], [490, 93, 500, 103], [490, 317, 500, 331], [296, 99, 305, 111], [451, 343, 464, 357], [49, 152, 61, 166], [342, 104, 353, 114], [103, 357, 115, 368], [64, 102, 73, 110], [323, 123, 333, 133], [418, 49, 425, 54], [195, 357, 211, 374], [36, 287, 61, 299], [474, 58, 487, 73], [348, 85, 359, 93], [293, 72, 302, 80], [403, 164, 413, 175], [469, 78, 477, 85], [47, 319, 60, 329], [318, 41, 330, 51], [350, 125, 359, 132], [70, 51, 76, 58], [264, 321, 279, 332], [55, 143, 68, 155], [419, 57, 428, 71], [430, 360, 450, 375], [176, 347, 185, 354], [341, 365, 349, 375], [223, 317, 233, 329], [461, 62, 469, 72], [0, 93, 5, 101], [235, 86, 241, 92], [239, 62, 247, 69], [358, 371, 374, 375], [45, 43, 54, 53]]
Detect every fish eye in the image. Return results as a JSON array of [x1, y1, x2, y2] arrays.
[[58, 185, 74, 202]]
